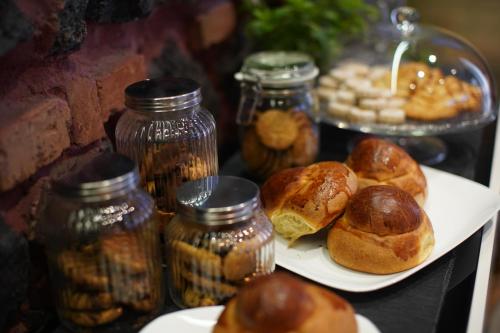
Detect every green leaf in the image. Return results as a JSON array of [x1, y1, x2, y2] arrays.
[[241, 0, 376, 70]]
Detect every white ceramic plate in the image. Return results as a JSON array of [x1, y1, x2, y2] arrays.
[[275, 166, 500, 292], [140, 306, 380, 333]]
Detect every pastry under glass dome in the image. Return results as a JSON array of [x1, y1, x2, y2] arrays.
[[318, 6, 497, 137]]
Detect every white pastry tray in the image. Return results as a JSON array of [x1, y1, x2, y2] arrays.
[[275, 166, 500, 292]]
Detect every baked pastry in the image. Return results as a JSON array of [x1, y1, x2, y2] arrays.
[[405, 83, 458, 121], [345, 137, 427, 206], [327, 185, 435, 274], [213, 272, 357, 333], [261, 162, 357, 243]]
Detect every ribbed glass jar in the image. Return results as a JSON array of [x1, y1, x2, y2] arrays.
[[235, 51, 320, 180], [165, 176, 275, 308], [116, 78, 218, 227], [37, 154, 164, 332]]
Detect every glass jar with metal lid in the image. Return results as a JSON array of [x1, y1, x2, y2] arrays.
[[116, 77, 218, 228], [235, 51, 320, 180], [164, 176, 274, 308], [37, 153, 163, 332]]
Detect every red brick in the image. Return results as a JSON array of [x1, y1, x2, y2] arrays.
[[195, 1, 236, 48], [48, 138, 113, 180], [3, 138, 112, 238], [14, 59, 107, 146], [0, 97, 71, 191], [65, 75, 106, 145], [90, 52, 147, 120]]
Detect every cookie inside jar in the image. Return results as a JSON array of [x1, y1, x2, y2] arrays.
[[140, 144, 215, 229], [241, 108, 319, 180], [235, 51, 320, 180], [38, 153, 165, 332], [51, 221, 163, 331], [165, 176, 275, 308]]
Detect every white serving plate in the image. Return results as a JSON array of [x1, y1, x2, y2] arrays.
[[140, 306, 380, 333], [275, 166, 500, 292]]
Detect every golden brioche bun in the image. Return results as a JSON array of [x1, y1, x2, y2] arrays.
[[261, 162, 358, 243], [327, 185, 435, 274], [213, 272, 357, 333], [345, 137, 427, 206]]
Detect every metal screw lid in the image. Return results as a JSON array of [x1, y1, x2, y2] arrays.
[[125, 77, 202, 112], [176, 176, 260, 226], [52, 153, 139, 201]]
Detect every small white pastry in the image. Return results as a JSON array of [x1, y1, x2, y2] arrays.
[[378, 108, 406, 124], [349, 107, 377, 123], [341, 62, 370, 76], [356, 86, 391, 99], [386, 97, 407, 108], [329, 69, 353, 82], [316, 87, 337, 102], [336, 90, 356, 105], [359, 98, 387, 111], [345, 78, 371, 91], [327, 102, 351, 118], [319, 75, 338, 89]]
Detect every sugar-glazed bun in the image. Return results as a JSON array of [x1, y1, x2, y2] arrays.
[[213, 272, 357, 333], [261, 162, 358, 243], [345, 137, 427, 206], [328, 185, 435, 274]]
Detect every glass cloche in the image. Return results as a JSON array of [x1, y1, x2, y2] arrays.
[[318, 6, 497, 136]]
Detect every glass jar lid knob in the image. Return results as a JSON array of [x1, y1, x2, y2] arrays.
[[391, 6, 420, 35]]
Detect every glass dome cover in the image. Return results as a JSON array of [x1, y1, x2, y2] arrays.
[[319, 6, 498, 136]]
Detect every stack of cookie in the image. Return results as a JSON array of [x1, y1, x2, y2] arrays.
[[55, 230, 162, 328], [318, 62, 406, 124], [241, 109, 318, 179], [318, 61, 483, 124], [141, 150, 212, 227], [168, 230, 273, 307]]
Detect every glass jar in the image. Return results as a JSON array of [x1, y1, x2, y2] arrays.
[[165, 176, 275, 308], [116, 77, 218, 228], [235, 51, 320, 180], [38, 153, 163, 332]]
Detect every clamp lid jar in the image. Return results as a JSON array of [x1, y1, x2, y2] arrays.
[[165, 176, 275, 308], [234, 51, 319, 88], [235, 51, 320, 180]]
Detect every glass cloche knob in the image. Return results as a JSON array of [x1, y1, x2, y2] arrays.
[[391, 6, 420, 35]]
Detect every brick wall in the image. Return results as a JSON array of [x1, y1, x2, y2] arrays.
[[0, 1, 238, 331]]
